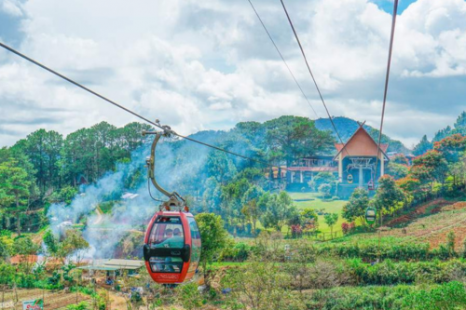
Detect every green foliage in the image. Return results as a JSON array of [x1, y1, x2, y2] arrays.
[[49, 186, 78, 204], [263, 115, 335, 165], [59, 229, 90, 259], [176, 282, 205, 310], [241, 185, 264, 232], [402, 281, 466, 310], [345, 259, 466, 286], [411, 150, 448, 184], [43, 229, 59, 255], [413, 135, 433, 156], [317, 242, 434, 261], [0, 158, 34, 234], [447, 231, 456, 257], [227, 260, 297, 310], [220, 241, 252, 262], [342, 188, 369, 222], [387, 162, 409, 180], [13, 235, 40, 256], [319, 183, 332, 198], [313, 172, 337, 192], [373, 175, 405, 221], [47, 270, 61, 286], [66, 302, 90, 310], [259, 191, 297, 231], [195, 213, 229, 277], [0, 262, 15, 285], [323, 213, 338, 236], [306, 282, 466, 310], [433, 111, 466, 142]]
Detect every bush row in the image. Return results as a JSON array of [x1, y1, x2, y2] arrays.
[[316, 242, 460, 261], [348, 258, 466, 285], [220, 240, 460, 262], [306, 281, 466, 310]]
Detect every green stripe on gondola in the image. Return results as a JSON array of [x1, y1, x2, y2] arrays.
[[365, 207, 377, 225]]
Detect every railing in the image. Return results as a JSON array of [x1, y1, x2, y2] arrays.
[[290, 160, 337, 168]]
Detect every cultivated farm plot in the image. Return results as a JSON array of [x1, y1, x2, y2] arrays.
[[341, 200, 466, 249], [0, 289, 90, 310]]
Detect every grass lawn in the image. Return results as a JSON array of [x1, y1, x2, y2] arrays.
[[288, 191, 347, 234]]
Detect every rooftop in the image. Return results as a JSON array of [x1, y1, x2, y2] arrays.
[[79, 259, 145, 271]]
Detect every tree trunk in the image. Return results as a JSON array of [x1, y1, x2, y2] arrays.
[[15, 196, 21, 236]]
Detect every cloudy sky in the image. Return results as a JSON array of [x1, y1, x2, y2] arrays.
[[0, 0, 465, 148]]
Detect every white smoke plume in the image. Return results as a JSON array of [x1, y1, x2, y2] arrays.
[[47, 135, 214, 259]]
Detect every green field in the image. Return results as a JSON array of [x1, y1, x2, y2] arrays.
[[288, 191, 347, 234]]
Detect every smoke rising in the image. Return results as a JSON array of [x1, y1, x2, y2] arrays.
[[46, 135, 216, 259]]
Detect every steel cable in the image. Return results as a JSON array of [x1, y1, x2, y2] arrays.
[[247, 0, 319, 119], [0, 41, 267, 165]]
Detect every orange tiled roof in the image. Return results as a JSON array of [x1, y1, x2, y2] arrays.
[[10, 255, 38, 265]]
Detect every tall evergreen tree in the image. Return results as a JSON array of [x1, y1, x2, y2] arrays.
[[413, 135, 433, 156]]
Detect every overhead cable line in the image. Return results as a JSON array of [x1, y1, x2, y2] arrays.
[[372, 0, 398, 192], [0, 41, 267, 165], [376, 0, 399, 156], [279, 0, 345, 147], [247, 0, 319, 119]]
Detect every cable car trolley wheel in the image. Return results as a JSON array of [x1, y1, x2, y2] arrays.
[[142, 126, 201, 284]]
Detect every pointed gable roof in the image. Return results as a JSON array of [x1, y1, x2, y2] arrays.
[[334, 123, 389, 160]]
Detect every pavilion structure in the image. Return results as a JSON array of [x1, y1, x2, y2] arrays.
[[278, 123, 390, 198], [334, 124, 389, 197]]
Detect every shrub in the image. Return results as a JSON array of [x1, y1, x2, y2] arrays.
[[342, 223, 350, 235], [345, 259, 466, 286], [402, 281, 466, 310], [176, 282, 205, 310], [319, 184, 332, 198], [317, 242, 436, 261], [306, 283, 466, 310]]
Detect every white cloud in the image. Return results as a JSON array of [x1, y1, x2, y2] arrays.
[[1, 0, 23, 17], [0, 0, 466, 147]]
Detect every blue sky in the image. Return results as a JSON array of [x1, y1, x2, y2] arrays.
[[372, 0, 417, 13], [1, 0, 466, 148]]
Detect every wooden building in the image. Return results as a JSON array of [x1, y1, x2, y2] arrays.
[[278, 124, 391, 198]]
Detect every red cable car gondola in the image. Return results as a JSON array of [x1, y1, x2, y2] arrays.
[[143, 210, 201, 284], [142, 128, 201, 284]]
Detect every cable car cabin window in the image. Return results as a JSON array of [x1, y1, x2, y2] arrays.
[[149, 216, 185, 249], [188, 217, 201, 273], [149, 257, 183, 273]]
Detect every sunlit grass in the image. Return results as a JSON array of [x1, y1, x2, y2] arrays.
[[288, 191, 347, 234]]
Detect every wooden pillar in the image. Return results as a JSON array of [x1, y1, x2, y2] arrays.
[[380, 153, 385, 177], [300, 171, 304, 183], [291, 172, 295, 183], [338, 153, 343, 181], [359, 166, 364, 188]]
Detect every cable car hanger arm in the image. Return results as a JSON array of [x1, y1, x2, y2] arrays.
[[143, 127, 187, 210]]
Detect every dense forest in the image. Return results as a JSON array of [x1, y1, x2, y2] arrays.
[[0, 115, 338, 234], [413, 111, 466, 155]]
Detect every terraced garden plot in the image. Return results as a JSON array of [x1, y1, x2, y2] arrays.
[[341, 201, 466, 249], [0, 290, 90, 310]]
